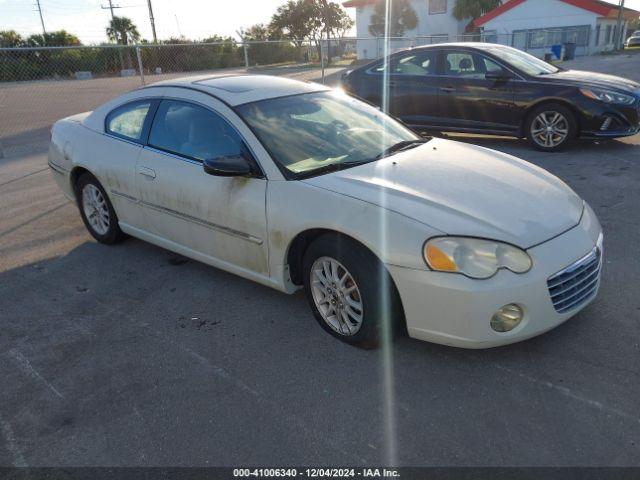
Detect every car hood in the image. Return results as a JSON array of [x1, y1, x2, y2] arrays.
[[542, 69, 640, 94], [303, 139, 584, 249]]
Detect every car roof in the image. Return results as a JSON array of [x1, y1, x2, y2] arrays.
[[144, 74, 330, 106], [411, 42, 512, 51]]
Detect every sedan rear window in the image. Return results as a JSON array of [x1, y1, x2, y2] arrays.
[[106, 100, 152, 142]]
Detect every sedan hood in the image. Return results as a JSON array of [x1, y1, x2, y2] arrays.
[[303, 139, 584, 248], [543, 69, 640, 94]]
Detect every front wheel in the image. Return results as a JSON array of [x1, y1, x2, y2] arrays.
[[525, 104, 577, 152], [302, 234, 403, 348]]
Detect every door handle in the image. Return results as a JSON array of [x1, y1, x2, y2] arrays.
[[440, 87, 456, 93], [138, 166, 156, 179]]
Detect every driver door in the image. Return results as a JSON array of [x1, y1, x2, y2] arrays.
[[437, 50, 518, 133], [136, 96, 268, 275]]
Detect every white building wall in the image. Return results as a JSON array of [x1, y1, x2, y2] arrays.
[[479, 0, 613, 57], [481, 0, 598, 33]]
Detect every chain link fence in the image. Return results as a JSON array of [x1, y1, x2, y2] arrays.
[[0, 39, 340, 157], [0, 28, 625, 157]]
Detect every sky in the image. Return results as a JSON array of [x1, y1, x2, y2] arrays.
[[0, 0, 356, 43], [1, 0, 639, 45]]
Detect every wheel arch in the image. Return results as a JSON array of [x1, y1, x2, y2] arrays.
[[69, 165, 94, 197], [285, 229, 403, 304]]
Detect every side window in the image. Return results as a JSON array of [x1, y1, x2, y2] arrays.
[[392, 50, 438, 76], [483, 57, 503, 73], [444, 52, 485, 79], [148, 100, 243, 162], [106, 100, 152, 142]]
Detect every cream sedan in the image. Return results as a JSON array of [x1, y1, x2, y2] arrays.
[[48, 75, 603, 348]]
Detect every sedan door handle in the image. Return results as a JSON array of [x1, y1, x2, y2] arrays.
[[440, 87, 456, 93], [137, 166, 156, 179]]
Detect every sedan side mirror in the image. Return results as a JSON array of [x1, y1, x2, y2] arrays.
[[203, 153, 252, 177]]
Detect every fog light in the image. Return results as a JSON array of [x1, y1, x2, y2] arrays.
[[491, 304, 523, 332]]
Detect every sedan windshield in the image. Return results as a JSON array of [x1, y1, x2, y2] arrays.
[[236, 91, 422, 177], [485, 46, 559, 76]]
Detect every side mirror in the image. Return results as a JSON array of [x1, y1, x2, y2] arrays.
[[203, 153, 253, 177]]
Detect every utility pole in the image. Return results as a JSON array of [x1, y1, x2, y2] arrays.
[[107, 0, 115, 19], [615, 0, 626, 49], [101, 0, 124, 22], [147, 0, 158, 43], [35, 0, 46, 36]]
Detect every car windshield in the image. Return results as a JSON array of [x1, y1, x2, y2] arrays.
[[485, 46, 560, 76], [236, 91, 422, 177]]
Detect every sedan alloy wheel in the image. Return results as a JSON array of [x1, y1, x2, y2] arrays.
[[82, 183, 110, 235], [531, 111, 569, 149], [310, 256, 363, 336]]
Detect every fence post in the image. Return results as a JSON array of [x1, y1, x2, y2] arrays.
[[320, 39, 325, 85], [243, 42, 249, 70], [135, 45, 145, 85]]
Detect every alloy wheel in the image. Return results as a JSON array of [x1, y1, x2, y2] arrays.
[[531, 111, 569, 148], [310, 256, 364, 336], [82, 184, 110, 235]]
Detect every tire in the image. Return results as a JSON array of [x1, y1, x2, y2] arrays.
[[525, 103, 577, 152], [75, 172, 126, 244], [302, 234, 403, 348]]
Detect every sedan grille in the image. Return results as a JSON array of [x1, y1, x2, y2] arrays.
[[547, 246, 602, 314]]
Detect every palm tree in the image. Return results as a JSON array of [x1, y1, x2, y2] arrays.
[[106, 16, 140, 45], [106, 16, 140, 71]]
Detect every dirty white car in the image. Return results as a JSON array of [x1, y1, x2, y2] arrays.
[[48, 75, 603, 348]]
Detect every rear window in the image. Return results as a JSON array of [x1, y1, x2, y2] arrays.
[[106, 100, 152, 142]]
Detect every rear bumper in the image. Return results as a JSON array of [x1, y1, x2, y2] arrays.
[[388, 204, 603, 349], [48, 159, 75, 202]]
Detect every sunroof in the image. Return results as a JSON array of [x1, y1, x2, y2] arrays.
[[194, 76, 267, 93]]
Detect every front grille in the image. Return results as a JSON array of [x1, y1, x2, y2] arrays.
[[547, 246, 602, 314]]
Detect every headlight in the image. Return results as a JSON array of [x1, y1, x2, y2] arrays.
[[423, 237, 532, 279], [580, 88, 636, 106]]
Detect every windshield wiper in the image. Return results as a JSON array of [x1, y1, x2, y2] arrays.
[[375, 139, 428, 160], [296, 160, 373, 179]]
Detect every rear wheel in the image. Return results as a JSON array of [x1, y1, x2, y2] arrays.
[[75, 173, 126, 244], [525, 103, 577, 152], [302, 234, 403, 348]]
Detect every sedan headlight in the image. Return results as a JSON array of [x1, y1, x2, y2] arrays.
[[580, 88, 636, 106], [424, 237, 532, 279]]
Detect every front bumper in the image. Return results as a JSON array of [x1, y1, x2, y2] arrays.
[[388, 205, 603, 349], [579, 99, 640, 139]]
